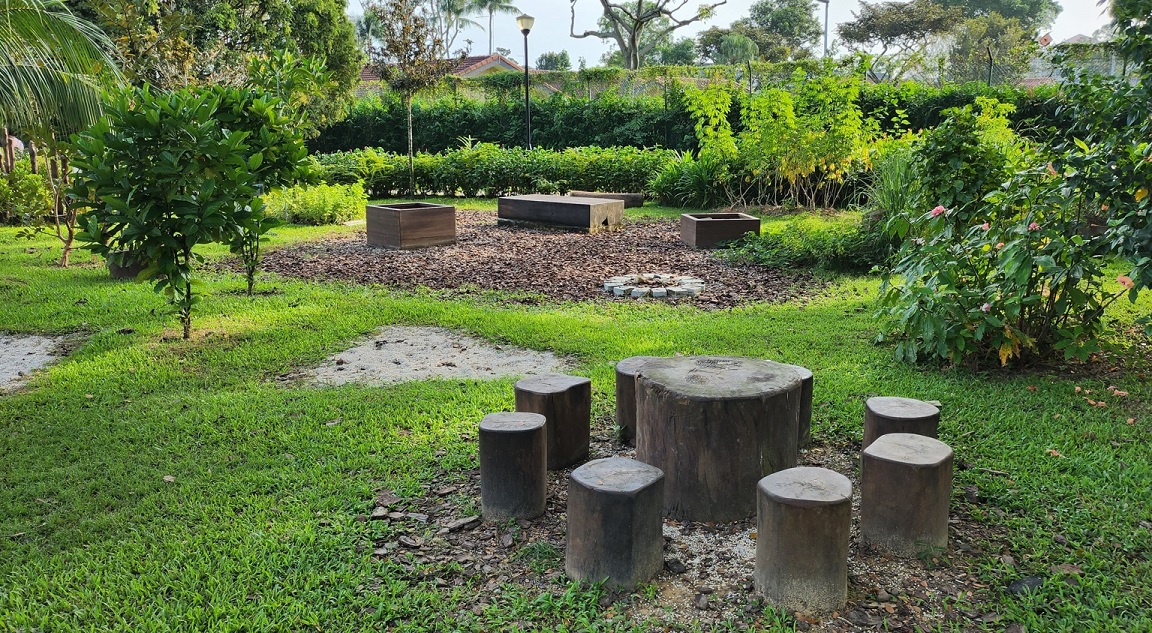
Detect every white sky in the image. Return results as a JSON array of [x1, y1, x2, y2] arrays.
[[350, 0, 1113, 65]]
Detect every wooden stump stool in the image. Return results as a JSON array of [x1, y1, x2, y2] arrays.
[[861, 433, 953, 557], [565, 457, 665, 590], [614, 356, 658, 445], [514, 373, 591, 470], [635, 356, 802, 522], [756, 467, 852, 613], [863, 396, 940, 449], [783, 364, 814, 447], [479, 412, 547, 521]]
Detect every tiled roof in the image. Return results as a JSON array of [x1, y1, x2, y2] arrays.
[[361, 53, 524, 82]]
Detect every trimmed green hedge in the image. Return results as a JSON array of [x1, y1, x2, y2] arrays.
[[314, 82, 1064, 153], [263, 183, 367, 225], [314, 144, 675, 198]]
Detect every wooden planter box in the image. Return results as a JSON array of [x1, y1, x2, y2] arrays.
[[680, 212, 760, 249], [366, 202, 456, 249]]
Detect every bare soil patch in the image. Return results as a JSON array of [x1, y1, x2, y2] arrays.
[[258, 211, 816, 309], [306, 325, 570, 386], [0, 334, 65, 393]]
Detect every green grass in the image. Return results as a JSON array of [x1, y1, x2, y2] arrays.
[[1, 213, 1151, 632]]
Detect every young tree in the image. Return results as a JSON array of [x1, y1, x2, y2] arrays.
[[368, 0, 455, 190], [838, 0, 962, 81], [536, 50, 573, 70], [570, 0, 727, 70], [716, 33, 759, 64], [650, 37, 698, 65], [472, 0, 520, 55]]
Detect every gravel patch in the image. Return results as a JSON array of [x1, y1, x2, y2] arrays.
[[0, 334, 64, 393], [308, 326, 570, 386]]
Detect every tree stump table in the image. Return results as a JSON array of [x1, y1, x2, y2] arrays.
[[614, 355, 658, 445], [635, 356, 803, 522]]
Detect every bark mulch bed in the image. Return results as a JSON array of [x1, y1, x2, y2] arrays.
[[258, 211, 816, 308]]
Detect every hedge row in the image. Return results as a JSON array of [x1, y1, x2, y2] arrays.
[[313, 81, 1064, 154], [315, 144, 675, 198]]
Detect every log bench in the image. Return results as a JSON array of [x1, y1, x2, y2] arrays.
[[635, 356, 803, 522], [567, 191, 644, 208], [497, 194, 623, 233]]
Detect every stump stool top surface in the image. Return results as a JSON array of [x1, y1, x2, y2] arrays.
[[782, 363, 813, 381], [759, 467, 851, 507], [480, 412, 546, 433], [863, 433, 952, 467], [867, 396, 939, 419], [615, 356, 659, 376], [638, 356, 801, 400], [515, 373, 591, 394], [572, 457, 663, 494]]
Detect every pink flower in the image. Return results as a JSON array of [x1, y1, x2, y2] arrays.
[[1028, 222, 1041, 231], [931, 205, 947, 217], [981, 303, 992, 313], [1118, 275, 1135, 290], [981, 222, 990, 231], [996, 242, 1005, 249]]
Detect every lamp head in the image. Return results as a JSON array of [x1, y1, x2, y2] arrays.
[[516, 14, 534, 35]]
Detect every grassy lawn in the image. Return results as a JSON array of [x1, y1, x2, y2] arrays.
[[1, 207, 1150, 632]]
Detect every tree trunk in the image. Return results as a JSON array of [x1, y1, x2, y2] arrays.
[[488, 10, 494, 54], [405, 93, 415, 194], [28, 141, 37, 174]]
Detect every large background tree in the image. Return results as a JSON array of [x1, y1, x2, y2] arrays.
[[68, 0, 360, 125], [570, 0, 726, 70], [936, 0, 1061, 32], [838, 0, 962, 81], [697, 0, 819, 62]]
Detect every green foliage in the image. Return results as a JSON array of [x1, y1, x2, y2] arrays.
[[878, 166, 1126, 367], [263, 183, 367, 225], [935, 0, 1062, 31], [315, 145, 674, 197], [725, 211, 893, 271], [650, 151, 728, 207], [536, 50, 571, 71], [899, 97, 1028, 237], [946, 14, 1038, 85], [71, 85, 302, 336], [837, 0, 963, 81], [0, 156, 53, 225]]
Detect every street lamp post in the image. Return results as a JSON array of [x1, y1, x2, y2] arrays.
[[816, 0, 829, 58], [516, 14, 535, 150]]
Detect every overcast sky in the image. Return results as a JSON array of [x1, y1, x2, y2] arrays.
[[349, 0, 1113, 65]]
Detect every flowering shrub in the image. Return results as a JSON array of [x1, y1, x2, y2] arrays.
[[877, 165, 1130, 367]]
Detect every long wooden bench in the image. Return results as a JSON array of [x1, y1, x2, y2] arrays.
[[497, 194, 623, 233], [567, 191, 644, 208]]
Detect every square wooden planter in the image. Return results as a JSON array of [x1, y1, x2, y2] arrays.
[[680, 212, 760, 249], [366, 202, 456, 249]]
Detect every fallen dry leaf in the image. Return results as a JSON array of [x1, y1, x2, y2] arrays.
[[1127, 418, 1136, 426], [1046, 449, 1064, 458], [1026, 385, 1036, 391], [162, 475, 175, 483]]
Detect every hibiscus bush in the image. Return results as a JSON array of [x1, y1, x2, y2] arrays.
[[877, 165, 1132, 367]]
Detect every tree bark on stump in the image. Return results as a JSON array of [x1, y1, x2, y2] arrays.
[[614, 355, 658, 445], [514, 373, 591, 470], [635, 356, 802, 522]]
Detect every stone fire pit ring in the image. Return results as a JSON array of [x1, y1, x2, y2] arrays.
[[603, 273, 705, 299]]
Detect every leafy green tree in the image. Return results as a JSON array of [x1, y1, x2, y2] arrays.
[[838, 0, 962, 81], [717, 33, 759, 64], [946, 14, 1037, 85], [536, 50, 572, 70], [68, 0, 360, 117], [936, 0, 1061, 31], [73, 87, 266, 338], [368, 0, 455, 190], [423, 0, 480, 56], [472, 0, 520, 55], [570, 0, 727, 69], [743, 0, 821, 51], [650, 37, 698, 65]]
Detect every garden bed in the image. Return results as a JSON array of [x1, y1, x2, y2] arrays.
[[258, 210, 817, 309]]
